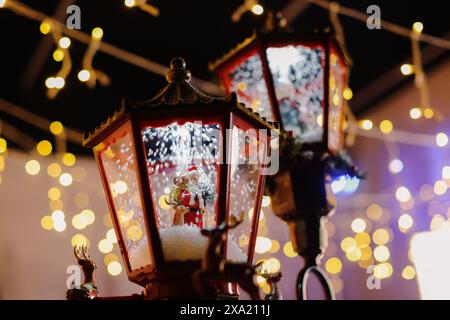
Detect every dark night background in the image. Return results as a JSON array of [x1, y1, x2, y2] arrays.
[[0, 0, 449, 153]]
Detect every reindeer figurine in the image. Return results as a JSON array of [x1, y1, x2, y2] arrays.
[[191, 213, 261, 300], [66, 245, 99, 300]]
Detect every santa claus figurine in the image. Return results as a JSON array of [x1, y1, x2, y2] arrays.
[[168, 166, 205, 228]]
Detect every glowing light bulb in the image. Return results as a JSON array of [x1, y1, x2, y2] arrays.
[[59, 37, 71, 49], [40, 20, 52, 34], [92, 27, 103, 40], [413, 22, 424, 33], [78, 69, 91, 82], [388, 159, 404, 174], [360, 119, 373, 130], [379, 120, 393, 134], [436, 132, 448, 147], [50, 121, 63, 135], [400, 64, 414, 76], [251, 4, 264, 15], [53, 49, 64, 62], [124, 0, 136, 7], [409, 107, 422, 119]]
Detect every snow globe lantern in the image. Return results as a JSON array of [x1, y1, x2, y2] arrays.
[[209, 30, 351, 155], [83, 58, 277, 299]]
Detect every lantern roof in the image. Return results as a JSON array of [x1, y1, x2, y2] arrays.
[[83, 57, 279, 148], [208, 28, 353, 73]]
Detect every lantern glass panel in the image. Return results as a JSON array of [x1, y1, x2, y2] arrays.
[[226, 117, 266, 263], [99, 130, 152, 271], [328, 49, 346, 152], [266, 44, 325, 142], [141, 122, 221, 262], [221, 51, 274, 121]]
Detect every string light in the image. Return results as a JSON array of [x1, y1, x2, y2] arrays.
[[62, 152, 76, 166], [59, 37, 71, 49], [412, 22, 424, 34], [436, 132, 448, 147], [388, 159, 404, 174], [91, 27, 104, 40], [78, 70, 91, 82], [400, 64, 414, 76], [39, 19, 52, 34], [49, 121, 64, 135], [59, 172, 73, 186], [343, 87, 353, 100], [409, 107, 422, 119], [251, 4, 264, 15], [379, 120, 393, 134], [124, 0, 136, 7], [360, 119, 373, 130], [48, 187, 61, 200], [423, 108, 434, 119], [53, 49, 64, 62]]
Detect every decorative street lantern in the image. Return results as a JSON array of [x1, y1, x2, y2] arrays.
[[209, 29, 351, 155], [81, 57, 277, 299], [210, 26, 360, 300]]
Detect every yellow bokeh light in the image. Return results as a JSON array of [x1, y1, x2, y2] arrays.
[[436, 132, 448, 147], [92, 27, 104, 40], [351, 218, 366, 233], [72, 214, 87, 230], [430, 214, 445, 231], [62, 153, 76, 167], [268, 240, 280, 254], [262, 258, 281, 273], [59, 37, 71, 49], [316, 114, 323, 126], [251, 4, 264, 15], [374, 262, 393, 279], [158, 194, 171, 210], [114, 181, 128, 194], [107, 261, 122, 276], [255, 236, 272, 254], [283, 241, 298, 258], [48, 187, 61, 200], [71, 234, 89, 248], [340, 237, 356, 252], [25, 159, 40, 175], [53, 76, 65, 89], [0, 138, 7, 153], [398, 213, 413, 232], [374, 245, 390, 262], [51, 210, 65, 222], [53, 48, 64, 62], [343, 87, 353, 100], [104, 253, 119, 265], [40, 20, 52, 34], [261, 196, 271, 207], [78, 69, 91, 82], [373, 228, 390, 245], [325, 257, 342, 274], [256, 275, 266, 287], [106, 228, 118, 243], [98, 238, 113, 254], [379, 120, 393, 134], [49, 121, 64, 135], [47, 162, 62, 178], [81, 209, 95, 225], [367, 204, 383, 220], [409, 107, 422, 119], [395, 186, 411, 202], [423, 108, 434, 119], [355, 232, 371, 248], [346, 246, 362, 262], [400, 64, 414, 76], [40, 216, 53, 230], [360, 119, 373, 130], [402, 265, 416, 280], [360, 246, 373, 261], [36, 140, 53, 156], [59, 173, 73, 186]]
